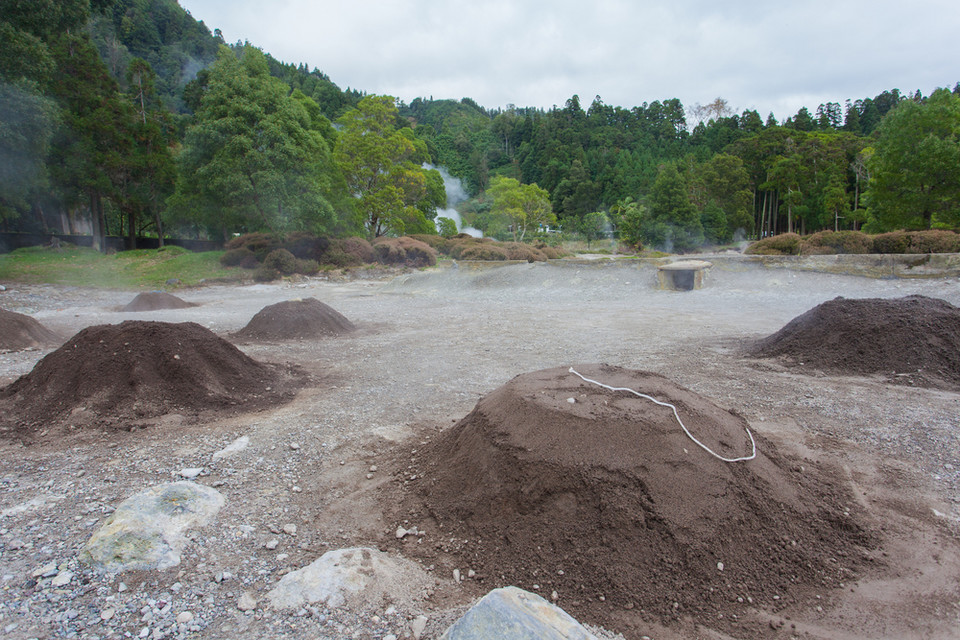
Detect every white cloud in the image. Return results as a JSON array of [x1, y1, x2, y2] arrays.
[[182, 0, 960, 120]]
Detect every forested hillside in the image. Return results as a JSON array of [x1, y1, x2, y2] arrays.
[[2, 0, 959, 252]]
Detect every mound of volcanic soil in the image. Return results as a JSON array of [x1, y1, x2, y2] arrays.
[[387, 364, 877, 635], [0, 321, 303, 437], [751, 295, 960, 389], [232, 297, 356, 341], [121, 291, 198, 312], [0, 308, 62, 352]]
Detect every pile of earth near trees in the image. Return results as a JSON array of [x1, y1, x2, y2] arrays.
[[384, 364, 878, 635], [121, 291, 198, 311], [231, 298, 356, 342], [0, 308, 62, 352], [750, 295, 960, 390], [0, 321, 306, 440]]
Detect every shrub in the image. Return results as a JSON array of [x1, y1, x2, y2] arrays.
[[459, 244, 509, 260], [744, 233, 802, 255], [500, 242, 547, 262], [220, 247, 259, 268], [801, 231, 872, 255], [373, 236, 438, 267], [448, 237, 494, 259], [409, 233, 451, 254], [225, 232, 282, 260], [908, 230, 960, 253], [294, 258, 320, 275], [871, 231, 911, 254], [533, 240, 568, 259], [263, 248, 297, 275], [284, 232, 330, 261], [253, 266, 279, 282], [335, 237, 376, 264]]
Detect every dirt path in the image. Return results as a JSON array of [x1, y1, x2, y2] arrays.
[[1, 258, 958, 639]]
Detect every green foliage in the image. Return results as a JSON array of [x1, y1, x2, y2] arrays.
[[579, 211, 610, 247], [436, 217, 458, 238], [334, 96, 437, 237], [172, 46, 339, 238], [866, 89, 960, 231], [293, 258, 320, 275], [609, 198, 645, 250], [648, 163, 703, 251], [488, 176, 555, 241], [262, 248, 297, 275], [253, 265, 279, 282]]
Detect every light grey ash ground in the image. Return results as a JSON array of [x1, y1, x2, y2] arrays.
[[1, 256, 959, 640]]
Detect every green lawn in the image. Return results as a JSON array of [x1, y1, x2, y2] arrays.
[[0, 245, 240, 289]]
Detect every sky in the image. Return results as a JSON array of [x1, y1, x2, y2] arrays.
[[180, 0, 960, 122]]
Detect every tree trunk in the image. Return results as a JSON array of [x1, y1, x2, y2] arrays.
[[126, 207, 136, 250], [90, 191, 102, 253], [154, 209, 164, 248]]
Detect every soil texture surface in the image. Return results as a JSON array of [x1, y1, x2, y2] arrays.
[[384, 364, 878, 636], [0, 308, 62, 352], [0, 320, 305, 441], [121, 291, 199, 312], [232, 297, 356, 342], [0, 258, 959, 640], [751, 294, 960, 390]]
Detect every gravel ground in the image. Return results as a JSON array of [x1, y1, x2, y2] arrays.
[[1, 257, 959, 640]]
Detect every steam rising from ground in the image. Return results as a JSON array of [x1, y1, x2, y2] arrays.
[[426, 164, 482, 237]]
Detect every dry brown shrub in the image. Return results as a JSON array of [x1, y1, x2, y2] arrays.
[[499, 242, 548, 262], [908, 230, 960, 253], [459, 244, 509, 260], [372, 236, 438, 267], [800, 231, 872, 255], [745, 233, 802, 255]]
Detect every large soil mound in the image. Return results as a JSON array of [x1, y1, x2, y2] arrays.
[[0, 308, 62, 351], [121, 291, 198, 312], [751, 295, 960, 389], [388, 364, 877, 634], [232, 298, 356, 341], [0, 320, 303, 437]]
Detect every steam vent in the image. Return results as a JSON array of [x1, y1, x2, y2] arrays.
[[658, 260, 712, 290]]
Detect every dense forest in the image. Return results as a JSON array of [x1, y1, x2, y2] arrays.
[[2, 0, 959, 252]]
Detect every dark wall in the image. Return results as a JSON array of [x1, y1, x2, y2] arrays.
[[0, 233, 221, 254]]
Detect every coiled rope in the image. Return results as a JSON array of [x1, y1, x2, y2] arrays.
[[567, 367, 757, 463]]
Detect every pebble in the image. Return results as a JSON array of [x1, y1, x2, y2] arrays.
[[101, 608, 115, 621], [411, 615, 428, 639], [282, 524, 297, 536], [176, 611, 194, 624], [51, 570, 73, 586], [178, 468, 203, 479], [237, 592, 257, 611], [289, 443, 300, 450], [8, 539, 26, 550], [265, 539, 279, 550]]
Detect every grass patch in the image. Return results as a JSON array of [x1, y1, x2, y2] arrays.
[[0, 245, 240, 289]]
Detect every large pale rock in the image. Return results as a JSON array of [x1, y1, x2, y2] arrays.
[[80, 481, 224, 572], [441, 587, 599, 640], [267, 547, 428, 611]]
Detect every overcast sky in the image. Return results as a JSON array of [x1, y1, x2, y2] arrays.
[[180, 0, 960, 121]]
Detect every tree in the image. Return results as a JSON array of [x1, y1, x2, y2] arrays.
[[580, 211, 609, 247], [334, 95, 439, 237], [648, 163, 703, 251], [610, 197, 645, 249], [487, 176, 555, 241], [694, 153, 753, 240], [173, 46, 338, 238], [0, 82, 58, 228], [866, 88, 960, 231]]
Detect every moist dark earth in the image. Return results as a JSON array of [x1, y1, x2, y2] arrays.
[[1, 257, 959, 640]]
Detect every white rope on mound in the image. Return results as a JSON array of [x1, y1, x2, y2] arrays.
[[567, 367, 757, 463]]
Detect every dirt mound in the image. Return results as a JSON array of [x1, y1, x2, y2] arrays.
[[121, 291, 198, 312], [0, 321, 304, 438], [750, 295, 960, 389], [387, 364, 877, 635], [0, 308, 62, 351], [232, 297, 356, 341]]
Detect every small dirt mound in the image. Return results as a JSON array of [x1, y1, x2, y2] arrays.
[[232, 298, 356, 341], [750, 295, 960, 389], [0, 308, 62, 351], [0, 321, 303, 438], [387, 364, 877, 634], [122, 292, 198, 312]]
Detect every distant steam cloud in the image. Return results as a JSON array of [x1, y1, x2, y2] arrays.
[[425, 164, 482, 237]]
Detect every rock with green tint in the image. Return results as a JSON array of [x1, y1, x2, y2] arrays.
[[81, 481, 224, 572], [440, 587, 599, 640]]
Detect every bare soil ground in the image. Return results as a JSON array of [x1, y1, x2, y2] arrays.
[[1, 258, 959, 640]]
